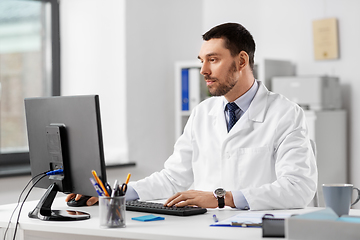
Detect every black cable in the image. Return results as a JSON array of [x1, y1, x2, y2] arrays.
[[2, 172, 46, 240], [12, 174, 47, 240]]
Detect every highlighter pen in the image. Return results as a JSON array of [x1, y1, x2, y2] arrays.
[[89, 177, 105, 196], [91, 170, 110, 197]]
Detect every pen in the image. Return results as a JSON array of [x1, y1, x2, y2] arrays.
[[111, 180, 119, 197], [89, 177, 105, 196], [213, 214, 219, 223], [91, 170, 110, 197]]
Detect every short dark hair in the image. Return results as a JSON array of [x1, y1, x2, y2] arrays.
[[202, 23, 256, 71]]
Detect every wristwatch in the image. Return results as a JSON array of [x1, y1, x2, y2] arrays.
[[213, 188, 226, 208]]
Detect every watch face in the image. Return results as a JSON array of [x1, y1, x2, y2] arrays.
[[215, 188, 226, 197]]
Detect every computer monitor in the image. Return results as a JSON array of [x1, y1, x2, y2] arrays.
[[24, 95, 107, 221]]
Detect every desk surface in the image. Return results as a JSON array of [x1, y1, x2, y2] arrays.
[[0, 197, 355, 240]]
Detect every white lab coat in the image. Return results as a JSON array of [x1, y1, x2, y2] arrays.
[[130, 81, 318, 210]]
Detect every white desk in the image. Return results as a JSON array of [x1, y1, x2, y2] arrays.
[[0, 197, 350, 240]]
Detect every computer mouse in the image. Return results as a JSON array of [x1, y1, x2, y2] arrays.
[[67, 195, 92, 207]]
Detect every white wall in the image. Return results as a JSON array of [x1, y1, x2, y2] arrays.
[[202, 0, 360, 198], [59, 0, 202, 173], [60, 0, 128, 165], [125, 0, 203, 174]]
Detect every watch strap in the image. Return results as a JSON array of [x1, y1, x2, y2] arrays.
[[218, 196, 225, 208]]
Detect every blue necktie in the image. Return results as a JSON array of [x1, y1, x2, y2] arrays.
[[227, 102, 239, 132]]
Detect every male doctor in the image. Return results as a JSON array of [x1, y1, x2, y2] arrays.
[[67, 22, 318, 210], [127, 22, 317, 210]]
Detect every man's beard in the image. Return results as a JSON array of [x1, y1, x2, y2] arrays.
[[206, 61, 238, 97]]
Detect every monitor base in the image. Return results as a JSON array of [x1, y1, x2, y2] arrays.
[[29, 183, 90, 221]]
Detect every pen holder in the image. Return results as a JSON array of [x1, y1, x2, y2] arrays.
[[99, 196, 126, 228]]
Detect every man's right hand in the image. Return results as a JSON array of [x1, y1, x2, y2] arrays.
[[65, 193, 98, 206]]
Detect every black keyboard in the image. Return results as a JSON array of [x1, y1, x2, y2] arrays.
[[125, 200, 207, 216]]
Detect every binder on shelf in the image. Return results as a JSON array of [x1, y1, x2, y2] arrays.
[[188, 67, 209, 112], [181, 68, 189, 111], [189, 68, 201, 111]]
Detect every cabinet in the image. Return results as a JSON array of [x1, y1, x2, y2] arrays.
[[305, 110, 347, 207]]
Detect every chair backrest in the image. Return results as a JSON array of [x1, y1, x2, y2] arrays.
[[309, 139, 319, 207], [310, 139, 317, 157]]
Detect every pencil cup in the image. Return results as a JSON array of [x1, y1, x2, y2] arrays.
[[99, 196, 126, 228]]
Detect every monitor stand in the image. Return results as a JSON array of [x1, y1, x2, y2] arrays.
[[28, 183, 90, 221]]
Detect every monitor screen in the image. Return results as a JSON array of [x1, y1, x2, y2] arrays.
[[24, 95, 107, 220]]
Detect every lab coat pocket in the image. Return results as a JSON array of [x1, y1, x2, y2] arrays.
[[223, 146, 272, 189], [237, 146, 270, 155]]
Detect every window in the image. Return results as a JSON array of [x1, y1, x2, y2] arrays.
[[0, 0, 60, 175]]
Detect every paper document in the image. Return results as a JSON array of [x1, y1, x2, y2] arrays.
[[210, 212, 293, 227]]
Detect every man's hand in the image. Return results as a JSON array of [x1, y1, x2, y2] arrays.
[[164, 190, 236, 208], [164, 190, 218, 208], [65, 193, 98, 206]]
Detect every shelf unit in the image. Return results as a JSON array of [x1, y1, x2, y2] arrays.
[[174, 61, 209, 139]]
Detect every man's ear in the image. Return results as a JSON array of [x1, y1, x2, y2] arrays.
[[238, 51, 249, 70]]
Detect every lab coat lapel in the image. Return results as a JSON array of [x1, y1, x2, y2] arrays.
[[228, 110, 251, 135], [226, 81, 269, 137], [207, 81, 269, 140], [208, 97, 228, 141], [247, 81, 268, 123]]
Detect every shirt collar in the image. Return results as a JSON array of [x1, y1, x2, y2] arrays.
[[223, 79, 258, 112]]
